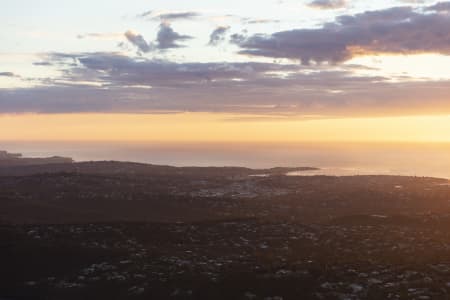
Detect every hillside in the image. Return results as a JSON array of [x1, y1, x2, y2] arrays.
[[0, 150, 73, 167]]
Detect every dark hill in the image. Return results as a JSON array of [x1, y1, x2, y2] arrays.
[[0, 160, 317, 177]]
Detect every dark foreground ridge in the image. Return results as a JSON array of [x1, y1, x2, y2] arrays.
[[0, 155, 449, 299], [2, 217, 450, 300]]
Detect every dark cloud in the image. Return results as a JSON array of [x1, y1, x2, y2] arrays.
[[157, 12, 201, 21], [33, 61, 53, 66], [233, 6, 450, 64], [156, 23, 193, 49], [0, 72, 16, 77], [63, 53, 298, 86], [209, 26, 230, 46], [138, 10, 153, 18], [124, 30, 152, 53], [308, 0, 347, 10], [426, 1, 450, 12], [124, 24, 192, 53], [230, 33, 247, 44]]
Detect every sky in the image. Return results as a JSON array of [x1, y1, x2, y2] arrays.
[[1, 0, 450, 143]]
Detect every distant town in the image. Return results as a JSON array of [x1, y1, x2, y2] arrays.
[[1, 150, 450, 299]]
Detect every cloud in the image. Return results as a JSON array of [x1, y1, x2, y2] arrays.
[[426, 1, 450, 12], [77, 32, 123, 40], [124, 24, 192, 53], [124, 30, 152, 53], [233, 5, 450, 64], [0, 72, 16, 77], [156, 23, 193, 49], [245, 19, 280, 24], [33, 61, 53, 66], [138, 11, 201, 22], [230, 33, 247, 44], [209, 26, 230, 46], [308, 0, 347, 9]]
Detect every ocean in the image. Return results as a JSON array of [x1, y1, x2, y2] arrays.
[[2, 141, 450, 179]]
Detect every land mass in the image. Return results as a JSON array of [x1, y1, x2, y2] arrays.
[[1, 150, 450, 299], [0, 150, 73, 167]]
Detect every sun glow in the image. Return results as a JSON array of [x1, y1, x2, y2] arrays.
[[2, 113, 450, 143], [348, 54, 450, 81]]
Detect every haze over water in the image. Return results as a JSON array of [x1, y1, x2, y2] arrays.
[[3, 141, 450, 179]]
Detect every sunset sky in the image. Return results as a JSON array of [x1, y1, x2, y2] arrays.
[[2, 0, 450, 143]]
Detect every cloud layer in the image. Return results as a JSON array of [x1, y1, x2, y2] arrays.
[[1, 52, 450, 116], [3, 2, 450, 118]]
